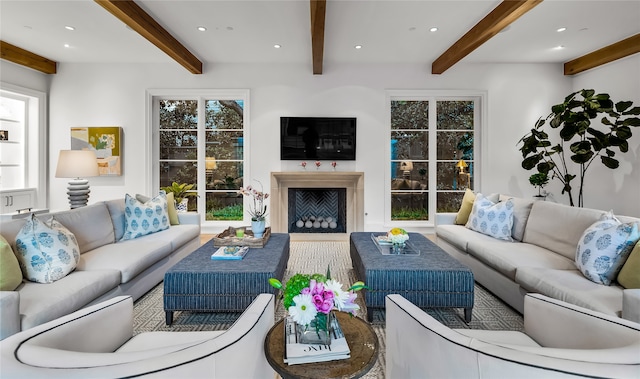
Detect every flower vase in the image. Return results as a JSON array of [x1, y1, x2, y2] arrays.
[[251, 219, 266, 238], [297, 312, 333, 345], [392, 243, 405, 254]]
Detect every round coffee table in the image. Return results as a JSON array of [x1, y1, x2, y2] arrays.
[[264, 311, 379, 379]]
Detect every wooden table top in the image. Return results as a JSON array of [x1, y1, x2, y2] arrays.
[[264, 311, 379, 379]]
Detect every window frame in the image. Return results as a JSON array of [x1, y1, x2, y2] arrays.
[[385, 90, 486, 227], [146, 89, 250, 228]]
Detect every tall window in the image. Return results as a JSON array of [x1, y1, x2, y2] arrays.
[[153, 90, 248, 223], [389, 92, 481, 222]]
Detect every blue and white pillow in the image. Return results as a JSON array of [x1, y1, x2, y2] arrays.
[[465, 194, 515, 241], [575, 211, 640, 285], [121, 192, 170, 241], [14, 214, 80, 283]]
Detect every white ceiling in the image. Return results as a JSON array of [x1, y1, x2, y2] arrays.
[[1, 0, 639, 71]]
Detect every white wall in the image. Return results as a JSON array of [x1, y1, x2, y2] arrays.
[[569, 55, 640, 215], [46, 61, 573, 231], [40, 58, 638, 230]]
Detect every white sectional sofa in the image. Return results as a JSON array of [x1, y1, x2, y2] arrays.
[[0, 199, 201, 339], [436, 197, 640, 321]]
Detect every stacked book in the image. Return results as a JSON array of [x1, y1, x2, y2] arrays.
[[283, 315, 351, 365]]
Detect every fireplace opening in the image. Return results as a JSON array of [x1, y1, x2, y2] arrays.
[[288, 188, 347, 233]]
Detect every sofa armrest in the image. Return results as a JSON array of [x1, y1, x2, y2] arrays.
[[178, 212, 200, 226], [435, 212, 457, 226], [0, 291, 20, 340], [524, 293, 640, 350], [622, 289, 640, 323]]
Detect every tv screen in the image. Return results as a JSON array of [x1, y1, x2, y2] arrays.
[[280, 117, 356, 160]]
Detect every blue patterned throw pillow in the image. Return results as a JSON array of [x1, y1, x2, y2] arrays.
[[575, 211, 640, 285], [465, 193, 515, 241], [121, 192, 170, 240], [14, 214, 80, 283]]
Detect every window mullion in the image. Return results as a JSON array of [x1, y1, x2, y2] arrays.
[[428, 98, 437, 221]]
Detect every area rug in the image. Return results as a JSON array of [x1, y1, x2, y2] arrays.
[[133, 241, 524, 378]]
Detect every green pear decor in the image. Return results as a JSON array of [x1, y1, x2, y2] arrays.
[[519, 89, 640, 207]]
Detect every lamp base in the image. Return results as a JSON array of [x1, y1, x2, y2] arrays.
[[67, 178, 91, 209]]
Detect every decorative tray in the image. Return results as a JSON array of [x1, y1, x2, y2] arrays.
[[370, 233, 420, 256], [212, 227, 271, 248]]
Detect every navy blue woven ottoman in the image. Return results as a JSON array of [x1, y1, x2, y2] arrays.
[[350, 232, 474, 322], [164, 233, 290, 325]]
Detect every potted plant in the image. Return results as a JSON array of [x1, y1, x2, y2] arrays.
[[518, 89, 640, 207], [528, 172, 549, 198], [161, 182, 198, 212]]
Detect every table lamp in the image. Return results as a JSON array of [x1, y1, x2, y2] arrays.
[[456, 159, 470, 189], [55, 150, 99, 209]]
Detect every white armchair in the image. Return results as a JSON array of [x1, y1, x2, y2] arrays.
[[0, 293, 275, 378], [386, 293, 640, 378]]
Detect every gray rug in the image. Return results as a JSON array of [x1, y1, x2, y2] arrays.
[[133, 241, 524, 378]]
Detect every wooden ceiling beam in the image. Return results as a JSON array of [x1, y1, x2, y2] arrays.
[[432, 0, 543, 74], [0, 40, 57, 74], [310, 0, 326, 75], [564, 34, 640, 75], [95, 0, 202, 74]]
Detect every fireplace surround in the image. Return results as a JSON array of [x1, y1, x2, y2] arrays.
[[270, 172, 364, 241]]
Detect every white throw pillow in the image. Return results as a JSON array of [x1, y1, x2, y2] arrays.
[[465, 194, 515, 241], [14, 214, 80, 283], [122, 192, 170, 241], [575, 211, 640, 285]]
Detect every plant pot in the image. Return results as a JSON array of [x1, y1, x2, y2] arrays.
[[251, 219, 266, 238], [176, 198, 189, 213]]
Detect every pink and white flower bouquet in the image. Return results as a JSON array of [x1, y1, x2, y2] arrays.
[[269, 268, 366, 331]]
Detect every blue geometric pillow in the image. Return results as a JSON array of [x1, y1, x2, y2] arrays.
[[575, 211, 640, 285], [14, 214, 80, 283], [121, 192, 170, 241], [465, 194, 515, 241]]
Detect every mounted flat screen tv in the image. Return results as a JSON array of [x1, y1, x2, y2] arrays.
[[280, 117, 356, 160]]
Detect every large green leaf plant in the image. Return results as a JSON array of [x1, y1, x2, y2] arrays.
[[518, 89, 640, 207]]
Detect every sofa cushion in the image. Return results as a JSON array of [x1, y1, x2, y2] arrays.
[[466, 194, 514, 241], [435, 224, 470, 252], [454, 189, 475, 225], [52, 202, 116, 253], [522, 201, 606, 260], [14, 215, 80, 284], [575, 212, 640, 285], [136, 192, 179, 226], [467, 238, 576, 281], [122, 193, 170, 241], [18, 269, 121, 330], [618, 241, 640, 289], [499, 195, 535, 242], [0, 235, 22, 291], [77, 237, 172, 283], [104, 199, 126, 241], [515, 267, 622, 317]]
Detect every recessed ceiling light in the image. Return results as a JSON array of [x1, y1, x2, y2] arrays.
[[274, 44, 281, 49], [64, 43, 70, 48], [64, 25, 75, 31], [429, 27, 438, 32], [197, 26, 207, 32], [557, 27, 567, 32], [354, 45, 362, 49], [554, 45, 565, 50]]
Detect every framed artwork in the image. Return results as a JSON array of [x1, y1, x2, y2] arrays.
[[71, 126, 123, 176]]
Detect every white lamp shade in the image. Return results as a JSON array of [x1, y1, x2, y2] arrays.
[[400, 161, 414, 171], [55, 150, 100, 178], [205, 156, 217, 170]]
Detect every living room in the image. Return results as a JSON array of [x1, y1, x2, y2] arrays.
[[1, 1, 640, 377]]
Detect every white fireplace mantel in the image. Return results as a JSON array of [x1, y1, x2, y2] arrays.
[[270, 171, 364, 240]]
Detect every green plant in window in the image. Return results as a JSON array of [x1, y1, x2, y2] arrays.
[[160, 182, 198, 204]]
